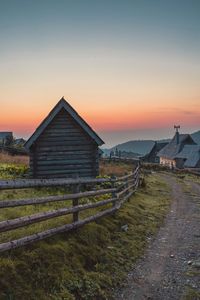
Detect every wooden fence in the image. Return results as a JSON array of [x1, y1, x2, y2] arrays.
[[0, 165, 140, 253]]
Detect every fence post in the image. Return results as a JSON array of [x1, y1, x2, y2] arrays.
[[137, 163, 141, 187], [111, 175, 117, 207], [125, 172, 130, 201], [72, 175, 80, 222], [133, 165, 137, 184]]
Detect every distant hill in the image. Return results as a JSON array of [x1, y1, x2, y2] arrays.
[[102, 140, 155, 157], [102, 130, 200, 157], [191, 130, 200, 144], [110, 140, 155, 156]]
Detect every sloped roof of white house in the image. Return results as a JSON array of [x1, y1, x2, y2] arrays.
[[157, 133, 196, 159], [25, 98, 104, 149], [176, 145, 200, 168], [0, 132, 13, 139]]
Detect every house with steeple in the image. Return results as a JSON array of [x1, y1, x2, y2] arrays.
[[157, 126, 196, 169]]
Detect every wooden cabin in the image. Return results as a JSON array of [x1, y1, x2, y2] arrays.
[[25, 98, 104, 178], [157, 131, 196, 169]]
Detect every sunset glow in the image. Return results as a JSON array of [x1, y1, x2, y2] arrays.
[[0, 0, 200, 147]]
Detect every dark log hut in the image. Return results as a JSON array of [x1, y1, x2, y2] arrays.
[[25, 98, 104, 178]]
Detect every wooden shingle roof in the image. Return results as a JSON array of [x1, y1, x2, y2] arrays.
[[176, 145, 200, 168], [25, 98, 104, 150], [157, 133, 196, 159]]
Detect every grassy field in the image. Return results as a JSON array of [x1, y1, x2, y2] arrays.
[[0, 155, 171, 299], [99, 160, 133, 176], [0, 153, 29, 179]]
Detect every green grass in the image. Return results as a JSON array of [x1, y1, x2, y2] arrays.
[[0, 173, 171, 300], [0, 163, 29, 179]]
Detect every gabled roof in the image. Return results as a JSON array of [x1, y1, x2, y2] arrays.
[[25, 98, 104, 149], [157, 133, 196, 159], [154, 141, 169, 152], [140, 141, 168, 159], [175, 145, 200, 168]]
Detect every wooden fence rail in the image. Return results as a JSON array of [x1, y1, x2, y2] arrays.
[[0, 165, 140, 253]]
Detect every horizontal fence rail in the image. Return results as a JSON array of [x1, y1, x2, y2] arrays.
[[0, 188, 117, 208], [0, 177, 112, 190], [0, 165, 140, 253]]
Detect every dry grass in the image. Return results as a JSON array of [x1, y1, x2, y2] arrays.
[[0, 152, 29, 166], [99, 160, 134, 176]]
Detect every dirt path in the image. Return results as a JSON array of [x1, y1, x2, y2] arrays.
[[115, 174, 200, 300]]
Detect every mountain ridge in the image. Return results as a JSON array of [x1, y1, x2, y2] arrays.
[[102, 130, 200, 156]]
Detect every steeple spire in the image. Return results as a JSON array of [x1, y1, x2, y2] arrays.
[[174, 125, 180, 133], [174, 125, 180, 144]]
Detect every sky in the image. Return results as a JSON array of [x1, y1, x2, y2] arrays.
[[0, 0, 200, 147]]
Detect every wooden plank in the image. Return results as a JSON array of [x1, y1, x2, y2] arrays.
[[35, 150, 92, 156], [36, 141, 92, 147], [44, 127, 79, 133], [35, 169, 95, 176], [32, 159, 97, 164], [48, 115, 75, 122], [47, 123, 80, 129], [35, 173, 93, 179], [42, 129, 83, 134], [36, 150, 93, 155], [33, 166, 95, 173], [48, 119, 74, 124], [36, 145, 93, 152], [34, 167, 95, 174], [0, 188, 116, 208], [37, 136, 89, 143], [33, 158, 96, 164], [31, 158, 94, 166], [35, 154, 97, 161], [0, 174, 116, 190], [0, 207, 117, 252], [40, 132, 84, 137]]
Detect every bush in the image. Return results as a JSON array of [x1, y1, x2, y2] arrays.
[[0, 163, 29, 179]]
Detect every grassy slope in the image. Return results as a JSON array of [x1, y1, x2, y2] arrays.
[[0, 169, 171, 300], [0, 153, 29, 179]]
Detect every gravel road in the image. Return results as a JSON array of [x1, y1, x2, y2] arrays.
[[115, 174, 200, 300]]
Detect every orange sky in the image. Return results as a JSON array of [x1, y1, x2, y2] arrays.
[[1, 93, 200, 139]]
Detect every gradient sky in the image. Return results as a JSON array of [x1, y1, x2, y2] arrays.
[[0, 0, 200, 147]]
